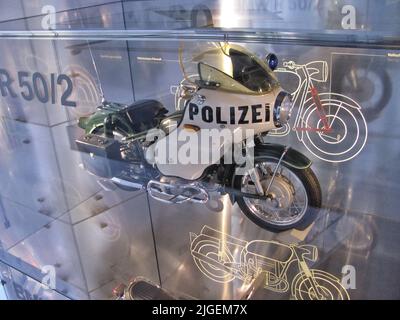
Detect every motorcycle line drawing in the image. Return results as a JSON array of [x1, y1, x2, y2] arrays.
[[76, 42, 323, 232], [272, 60, 368, 163], [190, 225, 350, 300], [173, 57, 368, 163]]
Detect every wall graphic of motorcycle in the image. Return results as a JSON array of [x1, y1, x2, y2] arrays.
[[272, 60, 368, 163], [173, 58, 368, 163], [190, 225, 350, 300]]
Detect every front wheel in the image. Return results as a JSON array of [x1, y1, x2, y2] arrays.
[[291, 269, 350, 300], [234, 158, 321, 232], [300, 93, 368, 163]]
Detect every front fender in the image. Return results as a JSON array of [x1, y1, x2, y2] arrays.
[[254, 143, 312, 170]]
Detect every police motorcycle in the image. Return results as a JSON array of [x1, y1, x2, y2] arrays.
[[76, 43, 322, 232]]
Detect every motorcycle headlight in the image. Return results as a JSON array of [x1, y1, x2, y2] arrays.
[[273, 92, 292, 127]]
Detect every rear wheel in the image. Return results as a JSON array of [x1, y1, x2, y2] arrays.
[[234, 158, 321, 232], [192, 240, 235, 283], [332, 56, 391, 122]]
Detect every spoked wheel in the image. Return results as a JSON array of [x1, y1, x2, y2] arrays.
[[234, 158, 321, 232], [191, 240, 235, 283], [291, 269, 350, 300], [300, 93, 368, 163], [332, 56, 391, 123]]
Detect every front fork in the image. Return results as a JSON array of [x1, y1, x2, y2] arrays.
[[248, 146, 289, 196], [293, 247, 325, 299], [295, 85, 332, 133]]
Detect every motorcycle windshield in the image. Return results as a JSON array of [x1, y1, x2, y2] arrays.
[[179, 42, 280, 95]]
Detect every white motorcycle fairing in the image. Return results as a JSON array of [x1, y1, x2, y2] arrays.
[[151, 87, 283, 180]]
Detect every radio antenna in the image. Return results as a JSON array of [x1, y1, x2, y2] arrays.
[[87, 39, 105, 103], [76, 10, 105, 103]]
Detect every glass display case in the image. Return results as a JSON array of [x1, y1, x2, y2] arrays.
[[0, 0, 399, 300]]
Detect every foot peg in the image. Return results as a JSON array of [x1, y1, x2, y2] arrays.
[[147, 180, 208, 204]]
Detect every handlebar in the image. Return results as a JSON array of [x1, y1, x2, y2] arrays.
[[281, 60, 328, 82], [295, 244, 318, 262], [282, 61, 301, 70]]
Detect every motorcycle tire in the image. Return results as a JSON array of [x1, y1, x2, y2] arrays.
[[291, 269, 350, 300], [331, 56, 392, 123], [234, 158, 322, 232]]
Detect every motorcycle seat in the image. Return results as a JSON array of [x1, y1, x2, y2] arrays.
[[124, 99, 169, 133]]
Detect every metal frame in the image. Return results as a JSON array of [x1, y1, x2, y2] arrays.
[[0, 29, 398, 49]]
